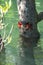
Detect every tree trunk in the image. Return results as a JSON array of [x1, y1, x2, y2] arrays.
[[17, 0, 43, 65], [17, 0, 43, 38]]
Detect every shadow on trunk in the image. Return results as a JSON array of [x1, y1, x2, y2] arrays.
[[17, 34, 40, 65]]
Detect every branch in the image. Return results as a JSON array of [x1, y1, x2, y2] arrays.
[[37, 12, 43, 22], [4, 24, 13, 42]]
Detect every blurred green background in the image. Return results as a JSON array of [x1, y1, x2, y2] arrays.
[[0, 0, 43, 65]]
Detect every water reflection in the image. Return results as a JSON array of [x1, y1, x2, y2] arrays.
[[17, 35, 40, 65], [0, 48, 6, 65]]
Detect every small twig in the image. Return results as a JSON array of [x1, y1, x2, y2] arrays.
[[3, 24, 14, 43], [37, 12, 43, 22]]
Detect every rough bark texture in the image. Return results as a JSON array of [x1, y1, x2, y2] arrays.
[[17, 0, 43, 65], [17, 0, 43, 38]]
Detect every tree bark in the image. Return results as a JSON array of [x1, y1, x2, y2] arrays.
[[37, 12, 43, 22], [17, 0, 43, 65], [17, 0, 43, 38]]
